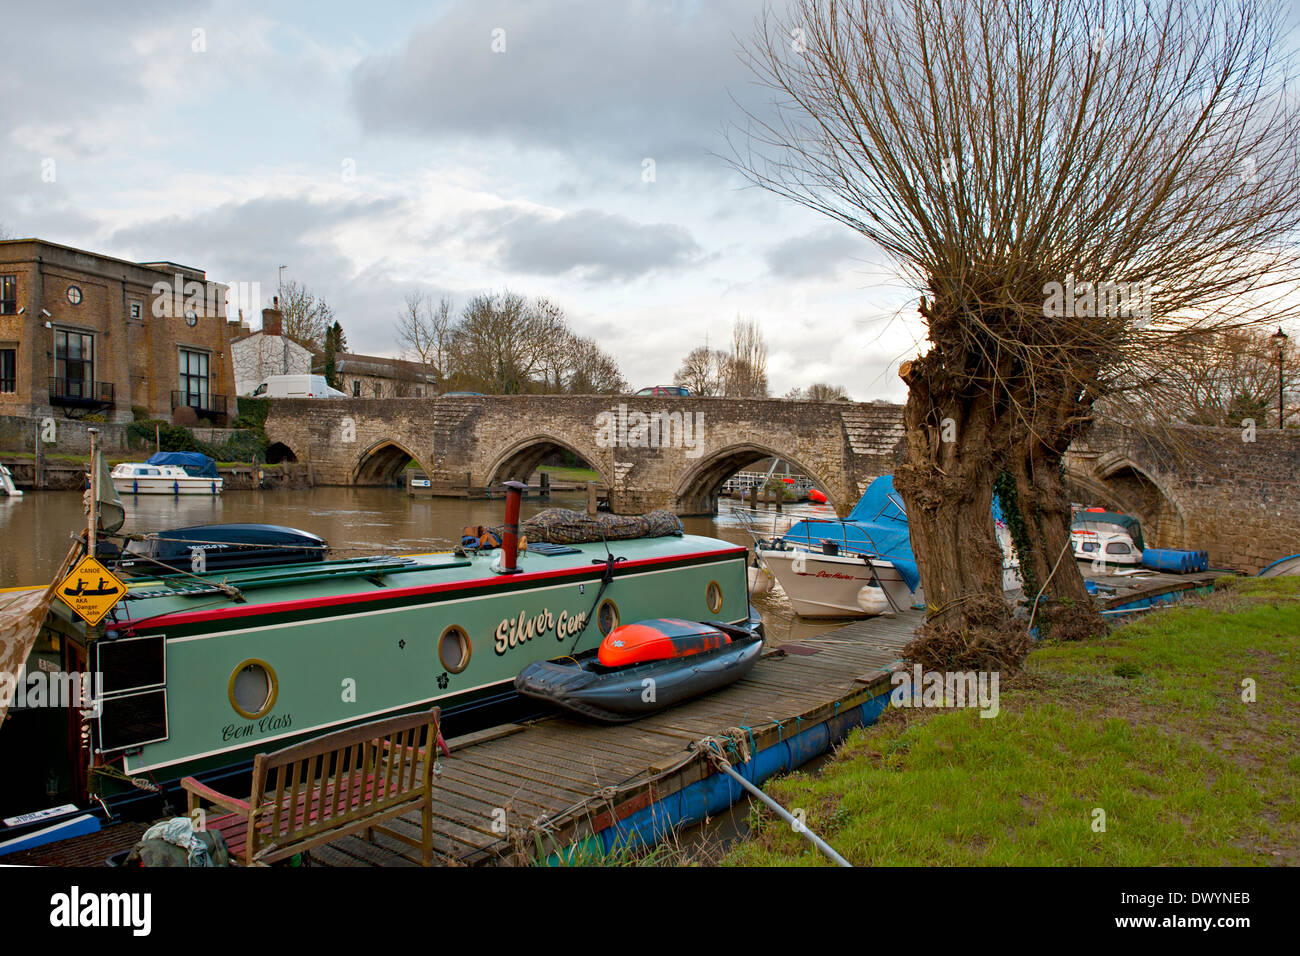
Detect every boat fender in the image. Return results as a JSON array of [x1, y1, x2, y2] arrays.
[[856, 584, 890, 616], [748, 564, 774, 596], [791, 553, 806, 575]]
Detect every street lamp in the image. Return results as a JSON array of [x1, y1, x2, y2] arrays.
[[1273, 327, 1289, 429]]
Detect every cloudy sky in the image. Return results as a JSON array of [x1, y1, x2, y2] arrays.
[[2, 1, 1297, 400]]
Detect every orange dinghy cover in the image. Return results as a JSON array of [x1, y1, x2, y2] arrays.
[[598, 618, 731, 668]]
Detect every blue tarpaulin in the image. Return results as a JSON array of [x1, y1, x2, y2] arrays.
[[779, 475, 1010, 594], [146, 452, 218, 478]]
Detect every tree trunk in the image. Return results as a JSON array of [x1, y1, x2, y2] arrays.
[[894, 354, 1029, 671], [1006, 431, 1107, 641]]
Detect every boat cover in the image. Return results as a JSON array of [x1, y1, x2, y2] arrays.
[[145, 452, 219, 478], [492, 508, 683, 545], [781, 476, 921, 592]]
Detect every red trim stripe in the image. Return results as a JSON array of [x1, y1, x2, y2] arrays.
[[120, 546, 747, 632]]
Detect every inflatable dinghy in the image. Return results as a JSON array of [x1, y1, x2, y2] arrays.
[[515, 617, 764, 723]]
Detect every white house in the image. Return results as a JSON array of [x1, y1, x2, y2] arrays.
[[231, 305, 313, 396]]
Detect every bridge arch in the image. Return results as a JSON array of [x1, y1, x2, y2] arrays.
[[352, 439, 422, 486], [674, 442, 839, 516], [1066, 455, 1187, 549], [484, 433, 612, 488], [265, 441, 297, 464]]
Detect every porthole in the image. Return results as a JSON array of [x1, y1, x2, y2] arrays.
[[228, 659, 277, 719], [66, 285, 82, 305], [706, 580, 724, 614], [439, 625, 471, 674], [597, 599, 620, 636]]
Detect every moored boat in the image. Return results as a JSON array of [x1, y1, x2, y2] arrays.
[[1070, 508, 1144, 566], [0, 483, 753, 825], [514, 617, 764, 723], [110, 452, 223, 496]]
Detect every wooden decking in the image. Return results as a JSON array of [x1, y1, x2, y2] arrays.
[[307, 611, 922, 866]]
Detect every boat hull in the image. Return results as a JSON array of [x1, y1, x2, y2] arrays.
[[758, 547, 917, 618], [111, 476, 223, 495]]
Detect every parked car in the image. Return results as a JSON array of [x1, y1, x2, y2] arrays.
[[634, 385, 690, 397], [249, 374, 346, 398], [441, 391, 485, 397]]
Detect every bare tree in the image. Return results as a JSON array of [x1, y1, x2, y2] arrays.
[[787, 382, 851, 402], [1143, 327, 1300, 426], [567, 335, 629, 394], [396, 292, 456, 387], [277, 279, 335, 353], [733, 0, 1300, 653], [0, 223, 12, 241], [674, 345, 729, 395], [723, 316, 769, 397]]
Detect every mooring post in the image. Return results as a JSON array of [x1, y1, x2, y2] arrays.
[[586, 480, 597, 516], [33, 420, 43, 490]]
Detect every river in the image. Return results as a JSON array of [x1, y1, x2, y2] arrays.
[[0, 487, 845, 644]]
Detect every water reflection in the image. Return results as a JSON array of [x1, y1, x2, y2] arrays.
[[0, 488, 846, 643]]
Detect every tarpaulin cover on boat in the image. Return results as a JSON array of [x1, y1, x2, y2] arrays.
[[494, 508, 683, 545], [781, 476, 921, 592], [0, 544, 80, 723], [146, 452, 218, 478]]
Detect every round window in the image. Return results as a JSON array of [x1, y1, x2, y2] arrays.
[[66, 285, 82, 305], [439, 625, 471, 674], [185, 309, 198, 327], [229, 659, 277, 719], [706, 580, 724, 615], [597, 599, 620, 636]]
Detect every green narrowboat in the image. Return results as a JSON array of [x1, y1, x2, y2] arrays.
[[1, 495, 752, 821]]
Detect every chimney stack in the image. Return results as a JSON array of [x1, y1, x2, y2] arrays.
[[261, 302, 283, 337]]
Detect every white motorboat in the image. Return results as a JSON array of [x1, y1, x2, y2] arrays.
[[747, 475, 1021, 619], [756, 544, 917, 618], [111, 462, 223, 496], [0, 463, 22, 498], [1070, 509, 1144, 567]]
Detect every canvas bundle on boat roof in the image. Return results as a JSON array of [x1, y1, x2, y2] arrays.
[[493, 508, 683, 545]]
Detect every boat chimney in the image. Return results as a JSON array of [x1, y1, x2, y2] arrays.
[[499, 481, 527, 574]]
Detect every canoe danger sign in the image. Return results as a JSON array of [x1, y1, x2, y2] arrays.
[[57, 557, 126, 626]]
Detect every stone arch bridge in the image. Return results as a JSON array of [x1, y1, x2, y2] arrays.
[[264, 397, 1300, 569], [264, 396, 906, 517]]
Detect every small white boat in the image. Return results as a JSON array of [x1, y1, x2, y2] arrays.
[[1071, 509, 1144, 567], [111, 462, 223, 496], [0, 463, 22, 498], [756, 544, 916, 617]]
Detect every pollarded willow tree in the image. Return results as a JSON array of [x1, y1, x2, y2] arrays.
[[732, 0, 1300, 658]]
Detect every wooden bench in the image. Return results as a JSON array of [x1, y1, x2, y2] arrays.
[[182, 708, 442, 866]]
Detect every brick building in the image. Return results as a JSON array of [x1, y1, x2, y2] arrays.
[[230, 305, 314, 396], [0, 238, 236, 424]]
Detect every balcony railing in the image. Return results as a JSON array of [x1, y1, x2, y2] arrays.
[[49, 377, 115, 407], [171, 390, 228, 416]]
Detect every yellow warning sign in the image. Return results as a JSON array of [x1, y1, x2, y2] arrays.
[[56, 556, 126, 626]]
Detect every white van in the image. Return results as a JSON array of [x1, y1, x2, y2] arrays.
[[250, 375, 347, 399]]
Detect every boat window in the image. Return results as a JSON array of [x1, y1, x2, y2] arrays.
[[229, 659, 278, 719], [598, 599, 620, 636], [439, 625, 471, 674], [1105, 542, 1132, 555], [706, 580, 723, 614]]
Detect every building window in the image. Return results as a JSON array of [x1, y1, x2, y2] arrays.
[[66, 285, 82, 306], [0, 276, 16, 315], [129, 301, 142, 320], [178, 348, 210, 409], [0, 347, 14, 393], [54, 330, 94, 397], [352, 379, 360, 397]]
